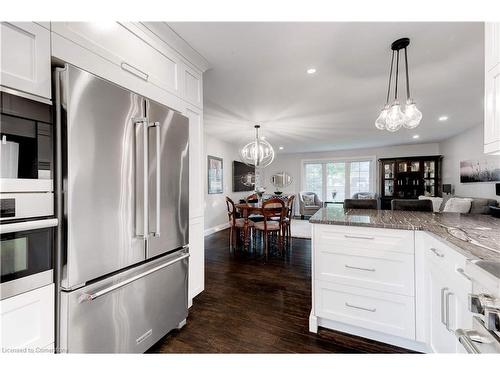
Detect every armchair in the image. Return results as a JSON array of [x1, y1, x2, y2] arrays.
[[299, 191, 323, 219]]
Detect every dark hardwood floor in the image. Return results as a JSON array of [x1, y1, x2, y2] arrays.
[[148, 229, 415, 353]]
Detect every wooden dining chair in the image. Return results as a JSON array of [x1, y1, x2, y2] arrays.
[[282, 195, 295, 242], [253, 198, 286, 259], [245, 193, 264, 222], [245, 193, 259, 203], [226, 196, 253, 250]]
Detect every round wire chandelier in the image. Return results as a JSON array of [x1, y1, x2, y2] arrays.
[[239, 125, 275, 168]]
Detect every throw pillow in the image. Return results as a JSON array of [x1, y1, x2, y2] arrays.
[[418, 195, 443, 213], [302, 194, 315, 206], [357, 193, 372, 200], [443, 197, 472, 213]]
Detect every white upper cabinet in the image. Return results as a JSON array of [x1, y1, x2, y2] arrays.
[[51, 22, 206, 111], [0, 22, 51, 101], [51, 22, 179, 94], [181, 62, 203, 108], [484, 23, 500, 155]]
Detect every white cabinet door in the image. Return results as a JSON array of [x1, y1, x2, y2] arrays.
[[423, 234, 472, 353], [0, 22, 51, 101], [485, 23, 500, 73], [51, 22, 180, 96], [184, 104, 204, 219], [426, 263, 457, 353], [0, 284, 54, 350], [181, 62, 203, 108], [188, 216, 205, 303], [484, 63, 500, 154]]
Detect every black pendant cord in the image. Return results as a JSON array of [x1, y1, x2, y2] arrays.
[[385, 50, 395, 105], [394, 50, 399, 101], [404, 47, 411, 101]]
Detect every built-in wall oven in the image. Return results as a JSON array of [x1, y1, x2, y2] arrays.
[[0, 219, 56, 299], [1, 91, 53, 221], [0, 91, 55, 300]]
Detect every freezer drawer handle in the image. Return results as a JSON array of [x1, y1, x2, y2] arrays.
[[78, 253, 189, 303]]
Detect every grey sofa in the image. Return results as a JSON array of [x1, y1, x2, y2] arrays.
[[299, 191, 322, 219]]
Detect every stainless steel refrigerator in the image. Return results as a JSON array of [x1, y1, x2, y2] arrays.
[[54, 64, 189, 353]]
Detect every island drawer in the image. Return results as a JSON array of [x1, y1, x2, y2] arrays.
[[315, 247, 414, 296], [313, 225, 414, 255], [315, 280, 415, 340]]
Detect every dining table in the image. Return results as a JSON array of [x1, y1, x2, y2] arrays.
[[235, 201, 290, 250]]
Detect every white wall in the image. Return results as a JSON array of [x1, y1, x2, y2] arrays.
[[440, 124, 500, 201], [204, 133, 248, 233], [261, 142, 441, 210]]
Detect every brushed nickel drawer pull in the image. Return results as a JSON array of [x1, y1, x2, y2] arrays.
[[345, 264, 376, 272], [430, 247, 445, 258], [344, 234, 375, 240], [345, 302, 376, 313]]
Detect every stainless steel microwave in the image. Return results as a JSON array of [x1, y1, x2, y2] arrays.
[[0, 91, 53, 221]]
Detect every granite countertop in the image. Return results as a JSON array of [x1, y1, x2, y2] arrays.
[[310, 206, 500, 262]]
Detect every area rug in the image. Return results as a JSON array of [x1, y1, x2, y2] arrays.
[[290, 219, 312, 239]]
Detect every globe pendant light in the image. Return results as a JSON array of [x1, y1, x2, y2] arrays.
[[239, 125, 275, 168], [375, 38, 422, 132]]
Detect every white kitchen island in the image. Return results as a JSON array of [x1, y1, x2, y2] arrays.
[[308, 207, 500, 353]]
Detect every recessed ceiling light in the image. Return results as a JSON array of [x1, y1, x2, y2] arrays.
[[438, 116, 448, 121], [412, 135, 420, 139], [307, 68, 316, 74], [279, 146, 284, 150]]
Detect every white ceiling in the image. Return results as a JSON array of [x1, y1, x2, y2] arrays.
[[169, 22, 484, 153]]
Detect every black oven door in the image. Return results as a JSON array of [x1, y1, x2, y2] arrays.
[[0, 219, 55, 299]]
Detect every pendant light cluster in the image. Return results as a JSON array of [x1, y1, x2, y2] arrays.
[[375, 38, 422, 132], [240, 125, 275, 168]]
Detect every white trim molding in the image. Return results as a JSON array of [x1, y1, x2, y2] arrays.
[[204, 222, 230, 236]]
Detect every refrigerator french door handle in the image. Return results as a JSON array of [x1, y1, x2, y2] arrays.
[[149, 122, 161, 237], [135, 119, 149, 239]]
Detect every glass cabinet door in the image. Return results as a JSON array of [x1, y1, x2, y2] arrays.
[[383, 162, 395, 179], [384, 180, 394, 196], [424, 179, 435, 196], [424, 160, 436, 178]]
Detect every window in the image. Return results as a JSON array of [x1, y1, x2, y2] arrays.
[[304, 163, 323, 197], [350, 161, 371, 197], [326, 162, 346, 202], [303, 159, 374, 202]]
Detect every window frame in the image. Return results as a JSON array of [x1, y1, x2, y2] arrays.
[[301, 156, 376, 202]]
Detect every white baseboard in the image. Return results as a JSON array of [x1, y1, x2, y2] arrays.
[[204, 222, 230, 236]]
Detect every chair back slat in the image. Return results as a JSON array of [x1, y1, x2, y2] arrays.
[[286, 195, 295, 221], [225, 197, 237, 225]]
